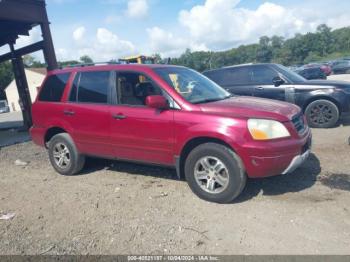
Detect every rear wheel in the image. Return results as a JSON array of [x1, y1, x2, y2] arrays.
[[305, 99, 339, 128], [184, 143, 246, 203], [48, 133, 85, 175]]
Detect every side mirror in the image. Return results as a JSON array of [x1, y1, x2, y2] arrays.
[[145, 95, 168, 109], [272, 76, 285, 87]]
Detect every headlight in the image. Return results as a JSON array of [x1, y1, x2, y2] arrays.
[[247, 119, 290, 140]]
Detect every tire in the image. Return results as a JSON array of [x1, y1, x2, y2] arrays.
[[184, 143, 246, 203], [48, 133, 85, 176], [305, 99, 339, 128]]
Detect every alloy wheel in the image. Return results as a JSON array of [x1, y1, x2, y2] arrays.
[[53, 143, 71, 169], [309, 104, 334, 125], [194, 156, 230, 194]]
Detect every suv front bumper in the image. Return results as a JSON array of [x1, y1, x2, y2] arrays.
[[240, 129, 312, 178], [281, 149, 310, 174]]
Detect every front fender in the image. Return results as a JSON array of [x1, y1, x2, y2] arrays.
[[174, 117, 248, 156]]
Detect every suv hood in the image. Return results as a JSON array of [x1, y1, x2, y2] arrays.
[[199, 96, 300, 122]]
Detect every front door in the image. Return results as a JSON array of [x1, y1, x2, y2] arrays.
[[110, 71, 175, 165], [251, 65, 286, 101]]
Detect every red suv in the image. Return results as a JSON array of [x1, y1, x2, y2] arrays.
[[30, 64, 312, 203]]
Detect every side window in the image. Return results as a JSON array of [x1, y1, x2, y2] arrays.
[[116, 72, 163, 106], [252, 66, 279, 85], [77, 71, 110, 104], [38, 73, 70, 102], [204, 70, 223, 85], [219, 67, 253, 86]]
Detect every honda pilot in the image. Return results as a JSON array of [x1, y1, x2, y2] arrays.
[[30, 64, 312, 203]]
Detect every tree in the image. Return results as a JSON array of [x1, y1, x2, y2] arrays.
[[58, 60, 79, 67], [0, 61, 14, 99], [317, 24, 333, 55], [171, 24, 350, 69], [23, 55, 35, 67], [256, 36, 273, 63], [80, 55, 93, 64], [22, 55, 46, 68]]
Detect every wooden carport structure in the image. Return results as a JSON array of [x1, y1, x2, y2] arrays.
[[0, 0, 57, 129]]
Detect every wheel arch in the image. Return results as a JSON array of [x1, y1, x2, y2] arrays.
[[177, 136, 236, 179], [44, 127, 68, 148]]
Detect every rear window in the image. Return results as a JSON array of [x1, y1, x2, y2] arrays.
[[38, 73, 70, 102]]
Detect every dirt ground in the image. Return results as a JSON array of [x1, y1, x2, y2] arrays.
[[0, 125, 350, 255]]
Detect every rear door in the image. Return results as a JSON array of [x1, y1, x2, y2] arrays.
[[251, 65, 286, 101], [63, 70, 113, 157], [109, 71, 175, 165]]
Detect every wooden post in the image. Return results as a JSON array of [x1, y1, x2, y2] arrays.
[[10, 44, 33, 130]]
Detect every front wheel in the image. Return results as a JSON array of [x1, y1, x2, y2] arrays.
[[184, 143, 246, 203], [305, 99, 339, 128]]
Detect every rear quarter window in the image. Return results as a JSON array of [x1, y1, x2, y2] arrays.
[[38, 73, 70, 102]]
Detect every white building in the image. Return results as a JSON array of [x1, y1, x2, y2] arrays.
[[5, 68, 46, 112]]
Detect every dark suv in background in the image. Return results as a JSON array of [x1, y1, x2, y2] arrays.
[[204, 63, 350, 128]]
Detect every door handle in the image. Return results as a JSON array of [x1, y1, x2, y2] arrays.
[[63, 110, 75, 116], [255, 86, 264, 90], [112, 114, 126, 120]]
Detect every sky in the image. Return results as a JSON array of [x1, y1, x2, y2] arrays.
[[3, 0, 350, 62]]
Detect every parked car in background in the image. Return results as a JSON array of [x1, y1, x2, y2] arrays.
[[30, 64, 312, 203], [295, 67, 327, 80], [203, 63, 350, 128], [303, 63, 332, 76], [320, 63, 332, 76], [0, 100, 10, 113], [331, 60, 350, 74]]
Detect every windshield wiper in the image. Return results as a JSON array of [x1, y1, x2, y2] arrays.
[[192, 95, 233, 104], [192, 98, 221, 104]]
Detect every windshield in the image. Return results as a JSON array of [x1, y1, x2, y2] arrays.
[[276, 64, 306, 83], [154, 67, 231, 104], [0, 101, 6, 108]]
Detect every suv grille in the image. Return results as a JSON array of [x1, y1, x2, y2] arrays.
[[292, 113, 306, 134]]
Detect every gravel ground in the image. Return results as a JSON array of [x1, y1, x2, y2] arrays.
[[0, 126, 350, 255]]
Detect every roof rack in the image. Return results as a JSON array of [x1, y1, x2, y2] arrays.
[[61, 61, 121, 69]]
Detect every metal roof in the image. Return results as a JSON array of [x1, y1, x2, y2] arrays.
[[0, 0, 46, 47]]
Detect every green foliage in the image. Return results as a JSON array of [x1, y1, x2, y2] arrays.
[[0, 61, 14, 99], [80, 55, 93, 64], [23, 55, 46, 68], [169, 24, 350, 71], [58, 60, 79, 68]]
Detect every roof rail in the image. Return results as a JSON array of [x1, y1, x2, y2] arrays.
[[61, 61, 121, 69]]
